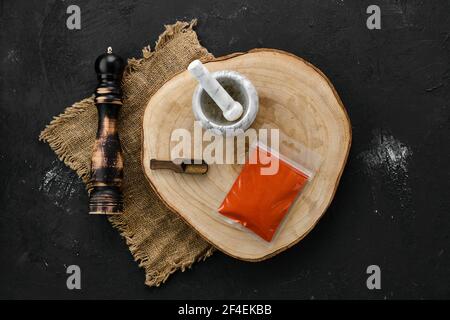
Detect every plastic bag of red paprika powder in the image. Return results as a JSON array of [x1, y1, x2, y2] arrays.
[[218, 136, 320, 242]]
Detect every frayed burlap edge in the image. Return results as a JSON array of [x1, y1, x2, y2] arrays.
[[39, 19, 216, 287], [39, 96, 94, 186]]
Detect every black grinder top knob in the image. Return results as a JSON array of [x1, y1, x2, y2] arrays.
[[95, 47, 125, 80], [94, 47, 125, 106]]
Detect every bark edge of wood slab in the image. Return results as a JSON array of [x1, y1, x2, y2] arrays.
[[142, 49, 352, 261]]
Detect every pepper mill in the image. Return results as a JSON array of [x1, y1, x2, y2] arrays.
[[89, 47, 125, 215]]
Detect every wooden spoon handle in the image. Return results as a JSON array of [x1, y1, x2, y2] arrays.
[[150, 159, 208, 174]]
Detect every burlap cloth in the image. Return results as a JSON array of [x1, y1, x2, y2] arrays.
[[39, 20, 216, 287]]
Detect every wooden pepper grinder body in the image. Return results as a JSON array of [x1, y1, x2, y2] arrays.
[[89, 47, 125, 215]]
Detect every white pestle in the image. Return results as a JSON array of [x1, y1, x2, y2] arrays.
[[188, 60, 244, 122]]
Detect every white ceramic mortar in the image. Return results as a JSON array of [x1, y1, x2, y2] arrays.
[[192, 70, 259, 136]]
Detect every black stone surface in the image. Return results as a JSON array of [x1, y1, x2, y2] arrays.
[[0, 0, 449, 299]]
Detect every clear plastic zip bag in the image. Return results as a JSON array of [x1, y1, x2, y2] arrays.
[[218, 128, 322, 243]]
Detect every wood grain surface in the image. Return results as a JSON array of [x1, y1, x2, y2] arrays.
[[142, 49, 351, 261]]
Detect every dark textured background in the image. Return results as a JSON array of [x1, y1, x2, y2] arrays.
[[0, 0, 449, 299]]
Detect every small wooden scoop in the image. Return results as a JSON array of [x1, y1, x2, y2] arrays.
[[150, 159, 208, 174]]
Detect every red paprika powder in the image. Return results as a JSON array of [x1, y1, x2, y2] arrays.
[[218, 145, 309, 242]]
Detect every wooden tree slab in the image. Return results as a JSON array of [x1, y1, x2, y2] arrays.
[[142, 49, 351, 261]]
